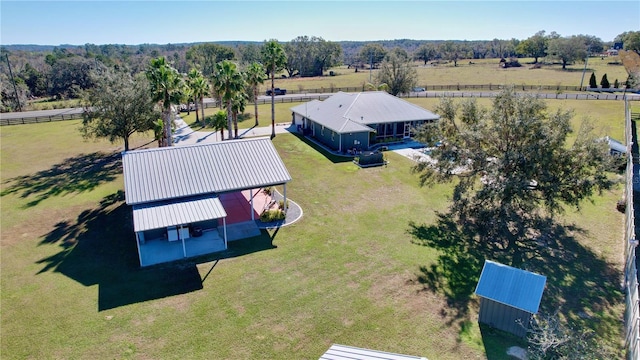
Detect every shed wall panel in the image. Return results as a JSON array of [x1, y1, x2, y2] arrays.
[[479, 298, 530, 338]]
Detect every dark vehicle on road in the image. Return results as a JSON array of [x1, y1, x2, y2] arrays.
[[266, 88, 287, 96]]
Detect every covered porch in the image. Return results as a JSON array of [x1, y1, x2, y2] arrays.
[[137, 228, 226, 267], [133, 195, 228, 267]]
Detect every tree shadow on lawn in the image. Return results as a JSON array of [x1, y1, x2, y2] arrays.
[[409, 212, 624, 347], [0, 152, 121, 208], [36, 191, 277, 311]]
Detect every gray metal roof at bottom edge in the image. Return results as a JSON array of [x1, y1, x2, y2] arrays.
[[122, 137, 292, 205]]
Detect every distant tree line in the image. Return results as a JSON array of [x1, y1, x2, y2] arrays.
[[1, 30, 639, 112]]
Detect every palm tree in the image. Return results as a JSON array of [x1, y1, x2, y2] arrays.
[[244, 62, 266, 127], [212, 60, 244, 140], [145, 57, 185, 147], [210, 110, 228, 141], [231, 91, 248, 139], [187, 68, 210, 126], [261, 40, 287, 139]]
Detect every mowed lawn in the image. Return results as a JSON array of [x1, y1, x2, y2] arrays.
[[1, 97, 627, 358]]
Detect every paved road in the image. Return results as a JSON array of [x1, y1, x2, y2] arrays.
[[3, 90, 639, 121]]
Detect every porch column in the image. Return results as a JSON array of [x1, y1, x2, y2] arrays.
[[135, 232, 143, 267], [339, 134, 342, 153], [223, 217, 228, 249], [250, 189, 255, 221], [181, 232, 187, 258], [283, 184, 288, 212]]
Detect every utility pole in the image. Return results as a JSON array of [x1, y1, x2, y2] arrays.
[[5, 53, 22, 112], [369, 53, 373, 83], [579, 53, 590, 91]]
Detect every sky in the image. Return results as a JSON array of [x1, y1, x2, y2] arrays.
[[1, 0, 639, 46]]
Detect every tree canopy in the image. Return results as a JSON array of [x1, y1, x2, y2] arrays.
[[186, 43, 236, 78], [358, 43, 387, 68], [212, 60, 244, 140], [375, 53, 417, 95], [414, 43, 438, 65], [546, 36, 588, 69], [81, 69, 159, 151], [515, 30, 549, 63], [412, 87, 614, 260], [145, 56, 185, 147], [285, 36, 341, 77]]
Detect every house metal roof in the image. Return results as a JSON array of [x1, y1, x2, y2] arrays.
[[122, 137, 291, 205], [290, 92, 439, 134], [319, 344, 427, 360], [133, 195, 226, 232], [475, 260, 546, 314]]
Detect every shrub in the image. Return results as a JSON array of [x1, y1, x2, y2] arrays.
[[260, 209, 285, 222], [589, 72, 597, 88], [278, 200, 289, 210], [600, 74, 610, 88]]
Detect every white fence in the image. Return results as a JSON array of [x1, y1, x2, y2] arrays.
[[624, 98, 640, 360]]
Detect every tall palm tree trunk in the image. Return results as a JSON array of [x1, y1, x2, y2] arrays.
[[163, 108, 172, 147], [200, 97, 205, 126], [254, 87, 259, 127], [270, 70, 276, 139], [226, 101, 233, 140], [194, 98, 200, 125], [233, 110, 239, 139]]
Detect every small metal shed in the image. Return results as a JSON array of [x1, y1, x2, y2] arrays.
[[474, 260, 547, 337]]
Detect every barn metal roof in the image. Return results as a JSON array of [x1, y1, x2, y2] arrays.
[[290, 92, 439, 134], [122, 137, 291, 205], [319, 344, 428, 360], [132, 195, 226, 232], [475, 260, 546, 314]]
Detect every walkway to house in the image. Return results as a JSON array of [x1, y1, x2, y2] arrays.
[[172, 117, 295, 145]]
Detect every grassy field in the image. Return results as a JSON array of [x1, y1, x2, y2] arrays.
[[181, 96, 627, 143], [264, 57, 630, 93], [0, 87, 628, 360]]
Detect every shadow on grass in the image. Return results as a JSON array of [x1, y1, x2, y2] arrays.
[[409, 212, 624, 348], [479, 323, 527, 360], [289, 132, 354, 164], [0, 152, 121, 207], [36, 191, 277, 311]]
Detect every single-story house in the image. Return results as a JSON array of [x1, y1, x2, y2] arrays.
[[290, 91, 439, 152], [474, 260, 547, 337], [122, 137, 292, 267]]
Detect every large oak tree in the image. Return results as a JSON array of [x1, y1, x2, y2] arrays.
[[81, 70, 159, 151], [412, 87, 614, 260]]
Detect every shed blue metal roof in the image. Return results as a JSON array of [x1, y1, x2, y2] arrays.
[[474, 260, 546, 314]]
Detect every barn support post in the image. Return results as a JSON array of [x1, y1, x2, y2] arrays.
[[283, 184, 287, 213], [223, 217, 228, 249], [135, 232, 143, 266], [250, 189, 255, 221]]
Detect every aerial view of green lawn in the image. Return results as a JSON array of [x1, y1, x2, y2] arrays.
[[1, 57, 633, 359]]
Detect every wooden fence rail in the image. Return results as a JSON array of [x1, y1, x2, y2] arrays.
[[0, 112, 84, 126]]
